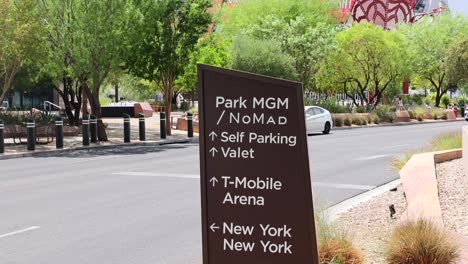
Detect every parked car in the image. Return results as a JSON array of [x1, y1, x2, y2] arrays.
[[465, 106, 468, 121], [305, 106, 333, 134]]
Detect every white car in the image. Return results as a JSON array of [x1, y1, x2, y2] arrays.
[[305, 106, 333, 134]]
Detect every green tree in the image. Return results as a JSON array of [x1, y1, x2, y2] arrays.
[[125, 0, 212, 135], [39, 0, 86, 125], [177, 35, 230, 104], [402, 13, 468, 107], [445, 37, 468, 87], [40, 0, 128, 139], [319, 22, 408, 107], [230, 35, 297, 80], [247, 16, 339, 90], [0, 0, 46, 104], [218, 0, 337, 41], [215, 0, 338, 91]]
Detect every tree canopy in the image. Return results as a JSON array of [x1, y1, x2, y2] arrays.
[[125, 0, 212, 135], [0, 0, 46, 104], [401, 13, 468, 106], [319, 22, 408, 107], [445, 37, 468, 87]]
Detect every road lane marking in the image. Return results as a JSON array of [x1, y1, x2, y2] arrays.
[[382, 144, 409, 150], [113, 172, 375, 190], [0, 226, 40, 239], [112, 172, 199, 179], [356, 154, 393, 161], [313, 182, 375, 190]]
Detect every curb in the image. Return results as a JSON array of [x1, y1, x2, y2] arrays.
[[333, 118, 465, 131], [324, 178, 402, 222], [0, 138, 196, 161]]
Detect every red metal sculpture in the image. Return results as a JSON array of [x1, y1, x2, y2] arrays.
[[352, 0, 414, 29]]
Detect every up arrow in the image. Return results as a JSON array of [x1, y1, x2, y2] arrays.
[[209, 131, 218, 141], [210, 177, 219, 187], [209, 147, 218, 157], [210, 223, 220, 233]]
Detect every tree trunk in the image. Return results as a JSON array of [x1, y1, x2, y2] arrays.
[[165, 90, 173, 136], [84, 84, 108, 141], [115, 84, 119, 103], [55, 76, 78, 126], [435, 90, 441, 107], [0, 91, 6, 105], [82, 88, 89, 116]]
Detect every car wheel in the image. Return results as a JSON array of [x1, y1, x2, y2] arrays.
[[323, 122, 331, 134]]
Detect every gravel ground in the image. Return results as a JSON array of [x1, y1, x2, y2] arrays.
[[436, 159, 468, 236], [335, 185, 407, 264]]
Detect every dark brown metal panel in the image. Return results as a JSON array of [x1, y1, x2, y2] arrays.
[[198, 64, 210, 264], [198, 64, 319, 264]]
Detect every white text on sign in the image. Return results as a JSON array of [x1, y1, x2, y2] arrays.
[[216, 97, 289, 110]]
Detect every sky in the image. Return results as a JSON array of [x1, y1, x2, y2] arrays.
[[449, 0, 468, 14]]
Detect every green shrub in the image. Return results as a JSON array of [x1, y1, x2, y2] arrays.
[[412, 95, 424, 106], [351, 116, 362, 126], [366, 114, 372, 124], [386, 220, 459, 264], [411, 107, 426, 120], [312, 99, 348, 114], [355, 106, 366, 113], [231, 35, 297, 80], [387, 112, 396, 123], [316, 212, 365, 264], [373, 115, 380, 124], [457, 94, 466, 106], [408, 110, 416, 119], [374, 105, 391, 119], [334, 116, 344, 127], [441, 111, 448, 120], [424, 97, 433, 106], [343, 116, 352, 126], [441, 94, 450, 108], [361, 117, 368, 125], [433, 113, 439, 120]]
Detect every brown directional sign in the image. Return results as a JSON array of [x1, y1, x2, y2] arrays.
[[198, 64, 319, 264]]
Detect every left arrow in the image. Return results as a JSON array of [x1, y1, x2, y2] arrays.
[[210, 223, 220, 233]]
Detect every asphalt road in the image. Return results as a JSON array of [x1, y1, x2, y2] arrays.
[[0, 121, 465, 264]]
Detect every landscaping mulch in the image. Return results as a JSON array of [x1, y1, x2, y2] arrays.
[[436, 159, 468, 237], [335, 185, 407, 264]]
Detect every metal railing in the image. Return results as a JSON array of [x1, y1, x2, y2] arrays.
[[43, 101, 61, 113]]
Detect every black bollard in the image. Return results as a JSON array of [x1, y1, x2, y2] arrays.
[[90, 115, 97, 143], [27, 118, 36, 151], [187, 112, 193, 138], [82, 115, 90, 146], [160, 112, 166, 139], [0, 119, 4, 154], [139, 113, 146, 141], [55, 116, 64, 149], [124, 114, 131, 143]]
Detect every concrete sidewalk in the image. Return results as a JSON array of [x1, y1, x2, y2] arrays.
[[0, 114, 194, 160]]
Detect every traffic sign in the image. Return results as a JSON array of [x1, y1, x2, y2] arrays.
[[198, 64, 319, 264]]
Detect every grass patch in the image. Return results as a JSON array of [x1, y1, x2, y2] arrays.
[[386, 220, 459, 264], [316, 212, 364, 264], [393, 131, 462, 170]]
